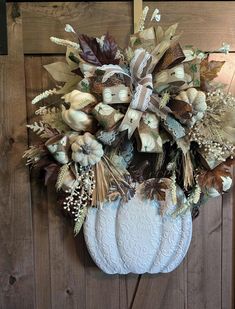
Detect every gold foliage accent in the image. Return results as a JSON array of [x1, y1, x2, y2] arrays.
[[56, 164, 70, 191], [74, 206, 88, 236], [23, 145, 42, 165], [41, 108, 70, 133]]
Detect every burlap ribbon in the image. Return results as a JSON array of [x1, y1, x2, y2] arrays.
[[94, 45, 188, 152], [100, 48, 158, 139], [79, 27, 200, 153]]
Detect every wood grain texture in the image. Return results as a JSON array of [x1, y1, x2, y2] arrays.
[[0, 4, 35, 309], [188, 198, 222, 309], [25, 56, 53, 309], [0, 2, 234, 309], [222, 175, 234, 309], [220, 57, 235, 309], [119, 275, 140, 308], [131, 263, 187, 309], [21, 2, 235, 54], [21, 2, 132, 54], [41, 57, 86, 309]]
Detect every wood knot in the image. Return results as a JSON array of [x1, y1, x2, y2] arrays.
[[9, 275, 16, 285], [9, 137, 15, 146], [66, 288, 73, 296]]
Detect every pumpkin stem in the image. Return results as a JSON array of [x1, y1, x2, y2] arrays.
[[80, 145, 91, 155]]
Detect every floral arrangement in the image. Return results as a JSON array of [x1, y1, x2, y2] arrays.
[[24, 7, 235, 236]]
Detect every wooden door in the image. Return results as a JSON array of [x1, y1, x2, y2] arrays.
[[0, 2, 234, 309]]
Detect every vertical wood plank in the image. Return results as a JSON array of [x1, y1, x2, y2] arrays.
[[119, 275, 140, 309], [209, 53, 235, 309], [222, 178, 234, 309], [187, 198, 222, 309], [41, 56, 86, 309], [85, 251, 120, 309], [0, 4, 35, 309], [221, 56, 235, 309], [131, 262, 186, 309], [25, 56, 52, 309], [17, 3, 235, 309]]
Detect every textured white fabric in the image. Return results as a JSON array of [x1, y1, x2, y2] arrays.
[[83, 192, 192, 274]]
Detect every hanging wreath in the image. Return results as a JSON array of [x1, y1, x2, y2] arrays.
[[24, 7, 235, 274]]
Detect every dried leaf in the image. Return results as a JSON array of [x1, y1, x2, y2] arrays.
[[198, 161, 232, 193], [56, 76, 81, 94], [200, 57, 225, 83], [44, 163, 60, 186], [224, 157, 235, 167], [74, 206, 88, 236], [165, 23, 178, 38], [167, 99, 193, 119], [78, 33, 119, 66], [102, 33, 119, 64], [44, 62, 76, 82], [140, 178, 171, 201], [66, 47, 81, 68]]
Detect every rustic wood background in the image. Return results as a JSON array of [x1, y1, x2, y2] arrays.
[[0, 2, 234, 309]]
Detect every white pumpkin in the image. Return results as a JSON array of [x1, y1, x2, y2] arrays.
[[62, 90, 97, 132], [84, 188, 192, 274], [175, 88, 207, 112], [175, 88, 207, 126], [71, 132, 104, 166]]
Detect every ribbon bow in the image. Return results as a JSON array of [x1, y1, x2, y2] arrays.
[[79, 27, 201, 152], [101, 48, 160, 138]]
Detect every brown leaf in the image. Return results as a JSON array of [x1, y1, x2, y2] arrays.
[[140, 178, 171, 201], [200, 56, 225, 91], [44, 62, 76, 82], [44, 163, 60, 186], [198, 161, 232, 193], [167, 99, 193, 119], [200, 57, 225, 83], [78, 33, 119, 66]]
